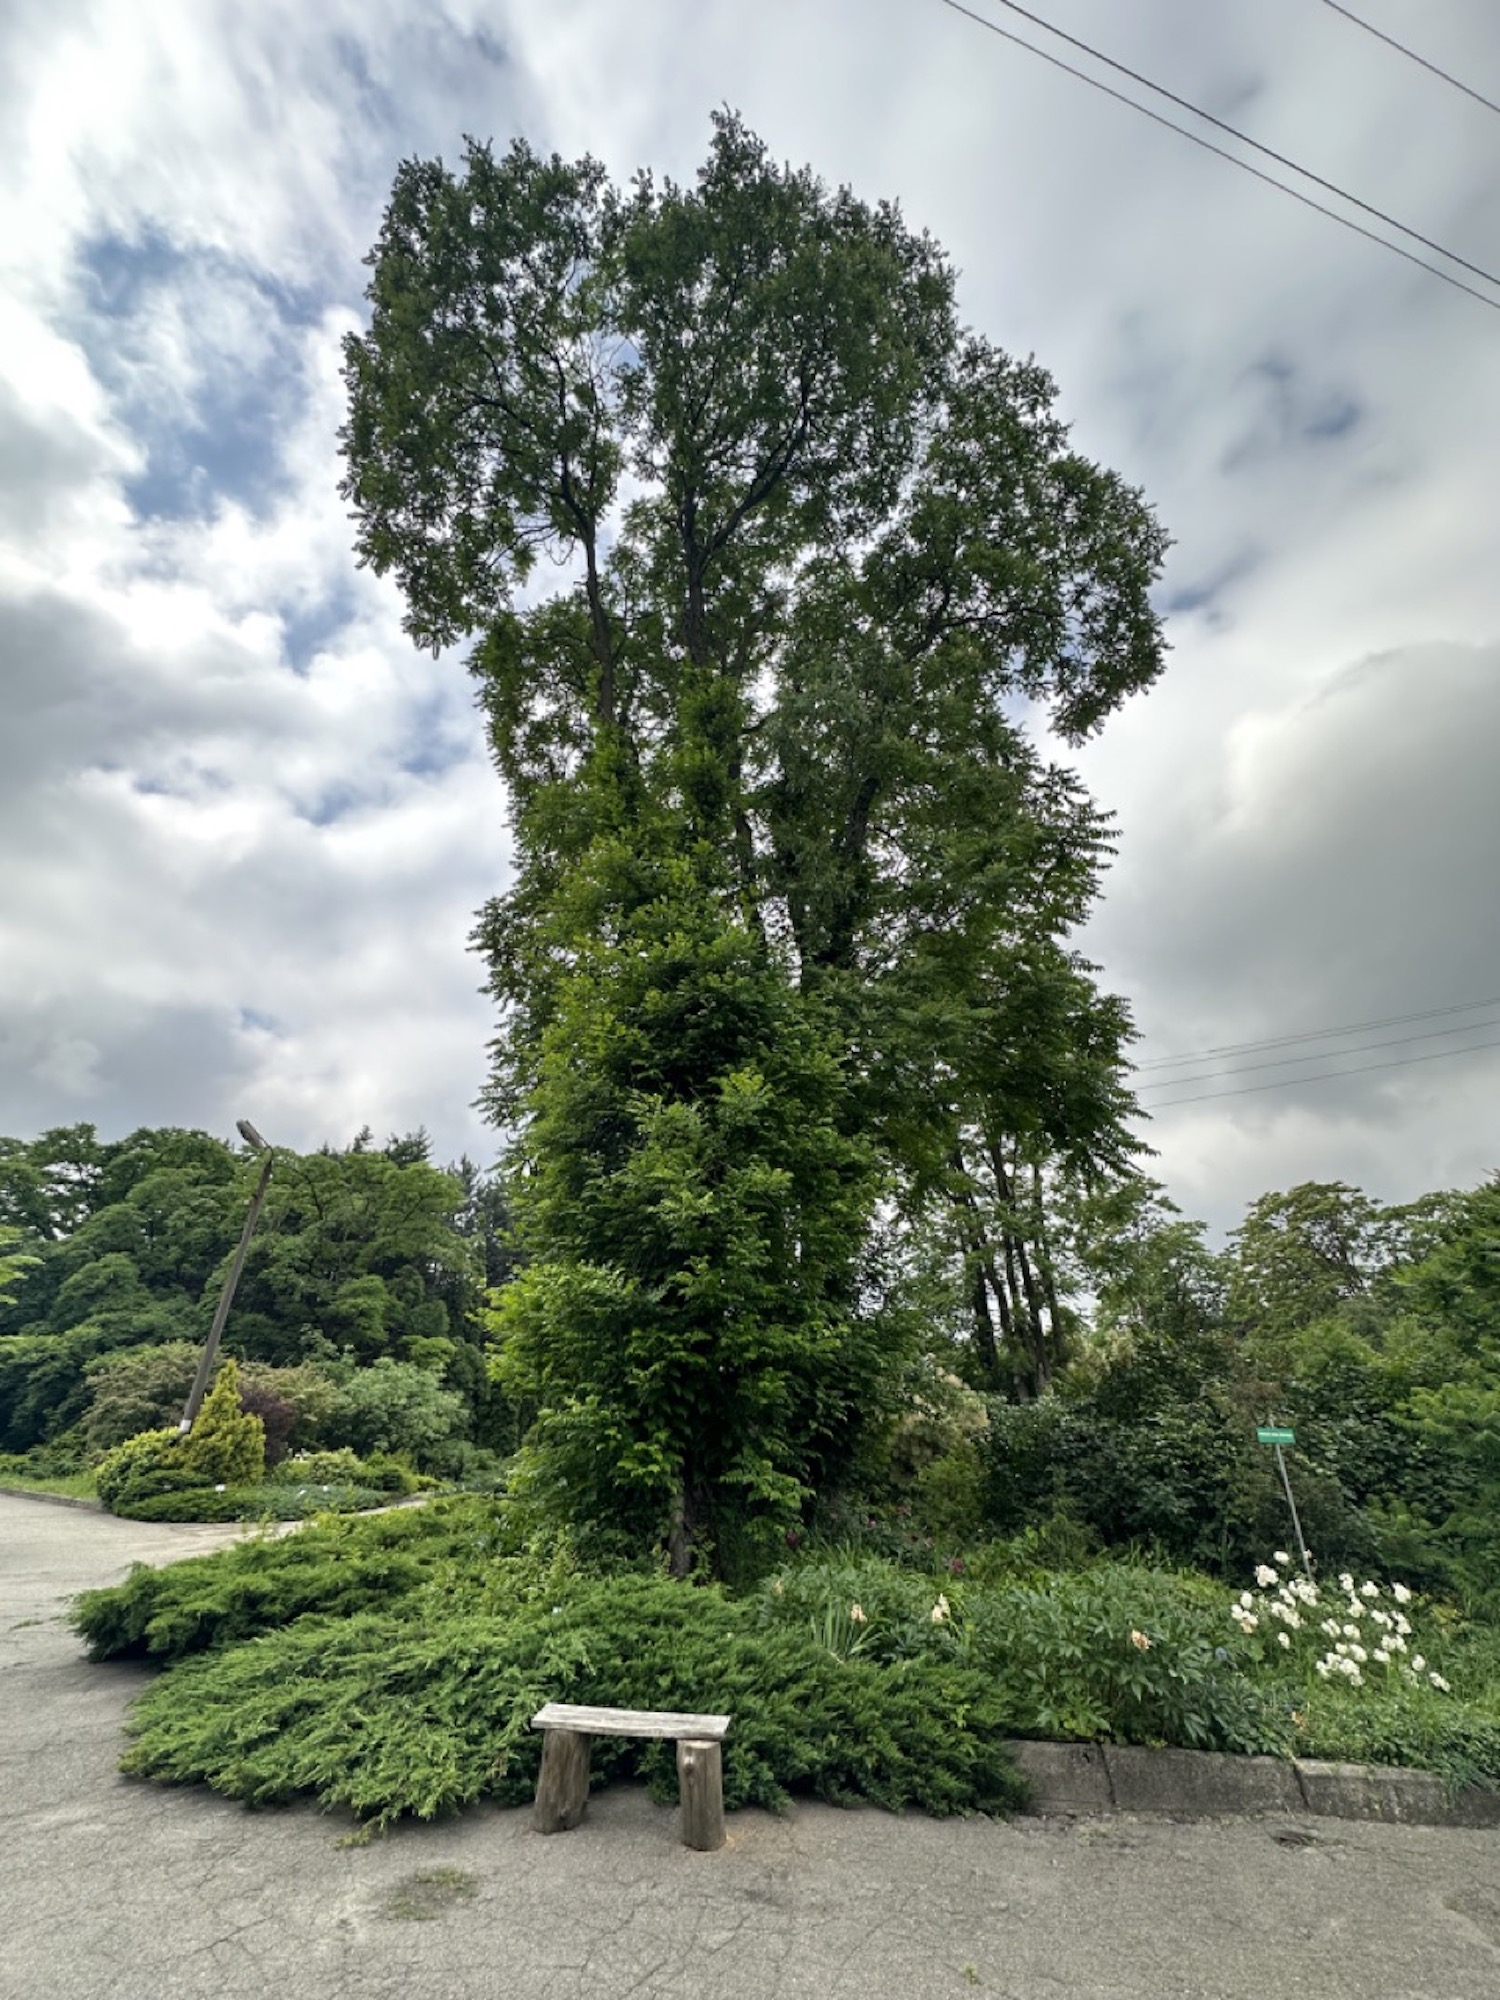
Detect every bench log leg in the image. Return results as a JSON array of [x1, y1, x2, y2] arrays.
[[676, 1737, 725, 1851], [533, 1729, 591, 1834]]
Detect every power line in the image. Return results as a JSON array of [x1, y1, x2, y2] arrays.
[[1135, 992, 1500, 1071], [1137, 1015, 1500, 1092], [1140, 1031, 1500, 1109], [1319, 1, 1500, 121], [933, 0, 1500, 316], [963, 0, 1500, 291]]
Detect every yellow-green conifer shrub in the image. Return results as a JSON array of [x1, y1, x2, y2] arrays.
[[180, 1359, 266, 1487], [94, 1427, 186, 1512]]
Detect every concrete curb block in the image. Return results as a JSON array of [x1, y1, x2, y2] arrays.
[[0, 1484, 104, 1512], [1005, 1739, 1500, 1830]]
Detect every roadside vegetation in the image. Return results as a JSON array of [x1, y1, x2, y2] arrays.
[[7, 116, 1500, 1829]]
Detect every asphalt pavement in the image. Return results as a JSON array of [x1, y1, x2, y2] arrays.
[[3, 1491, 1499, 2000]]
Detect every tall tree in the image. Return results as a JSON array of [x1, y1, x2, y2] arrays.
[[342, 115, 1169, 1557]]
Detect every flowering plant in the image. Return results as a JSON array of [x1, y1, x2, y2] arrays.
[[1229, 1557, 1450, 1694]]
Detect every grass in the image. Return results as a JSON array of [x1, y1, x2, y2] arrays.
[[0, 1468, 98, 1501]]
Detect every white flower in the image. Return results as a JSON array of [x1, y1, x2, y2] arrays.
[[1130, 1629, 1152, 1652], [849, 1602, 868, 1624], [1239, 1614, 1258, 1631], [1429, 1672, 1451, 1693], [1255, 1565, 1279, 1588], [1411, 1655, 1426, 1674], [1338, 1573, 1355, 1593], [1361, 1581, 1380, 1599], [1316, 1659, 1331, 1678], [1277, 1632, 1292, 1650], [1274, 1552, 1292, 1567], [1372, 1648, 1389, 1665], [1321, 1619, 1342, 1638], [1239, 1591, 1255, 1610], [214, 1483, 227, 1493], [1293, 1580, 1319, 1605], [1342, 1623, 1361, 1639], [930, 1594, 950, 1625], [1388, 1633, 1407, 1654], [1335, 1643, 1349, 1657], [1392, 1582, 1412, 1605], [1350, 1644, 1368, 1664], [1394, 1613, 1411, 1636], [1368, 1608, 1390, 1628]]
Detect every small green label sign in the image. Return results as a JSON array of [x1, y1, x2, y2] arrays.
[[1257, 1426, 1295, 1446]]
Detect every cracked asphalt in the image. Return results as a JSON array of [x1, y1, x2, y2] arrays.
[[4, 1493, 1500, 2000]]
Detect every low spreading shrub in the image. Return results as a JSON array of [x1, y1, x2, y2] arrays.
[[119, 1574, 1029, 1828], [73, 1500, 477, 1660], [112, 1483, 389, 1523]]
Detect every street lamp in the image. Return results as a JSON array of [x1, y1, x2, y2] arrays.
[[178, 1121, 277, 1432]]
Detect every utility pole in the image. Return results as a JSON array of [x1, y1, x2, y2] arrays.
[[179, 1120, 275, 1433]]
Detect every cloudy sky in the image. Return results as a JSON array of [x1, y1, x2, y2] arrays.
[[3, 0, 1498, 1231]]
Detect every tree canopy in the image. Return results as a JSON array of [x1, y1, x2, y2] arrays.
[[342, 113, 1170, 1567]]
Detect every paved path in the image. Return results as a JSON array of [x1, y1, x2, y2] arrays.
[[3, 1492, 1499, 2000]]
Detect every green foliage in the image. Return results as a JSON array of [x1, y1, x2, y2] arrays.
[[73, 1502, 465, 1659], [758, 1553, 1281, 1754], [119, 1572, 1027, 1828], [347, 113, 1168, 1560], [93, 1428, 195, 1513], [116, 1484, 386, 1523], [80, 1342, 199, 1454], [267, 1447, 369, 1487], [0, 1122, 499, 1458], [491, 811, 890, 1575], [326, 1359, 467, 1466], [180, 1360, 265, 1488]]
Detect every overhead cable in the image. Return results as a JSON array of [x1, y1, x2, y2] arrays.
[[963, 0, 1500, 290], [1319, 1, 1500, 121], [933, 0, 1500, 315], [1135, 992, 1500, 1071], [1137, 1015, 1500, 1092], [1140, 1032, 1500, 1109]]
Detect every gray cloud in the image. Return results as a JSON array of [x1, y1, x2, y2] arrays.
[[1, 0, 1498, 1226]]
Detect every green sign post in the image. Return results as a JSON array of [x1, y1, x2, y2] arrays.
[[1257, 1425, 1311, 1575]]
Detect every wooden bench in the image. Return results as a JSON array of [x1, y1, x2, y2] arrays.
[[529, 1703, 732, 1851]]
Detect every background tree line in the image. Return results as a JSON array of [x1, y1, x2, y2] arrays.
[[0, 1122, 517, 1475]]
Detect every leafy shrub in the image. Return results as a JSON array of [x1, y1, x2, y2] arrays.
[[82, 1344, 199, 1455], [983, 1393, 1375, 1577], [118, 1574, 1028, 1828], [760, 1553, 1281, 1754], [236, 1379, 296, 1466], [267, 1448, 368, 1488], [179, 1360, 264, 1487], [326, 1359, 467, 1466]]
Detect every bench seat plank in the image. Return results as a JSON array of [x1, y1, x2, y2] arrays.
[[531, 1702, 730, 1740]]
